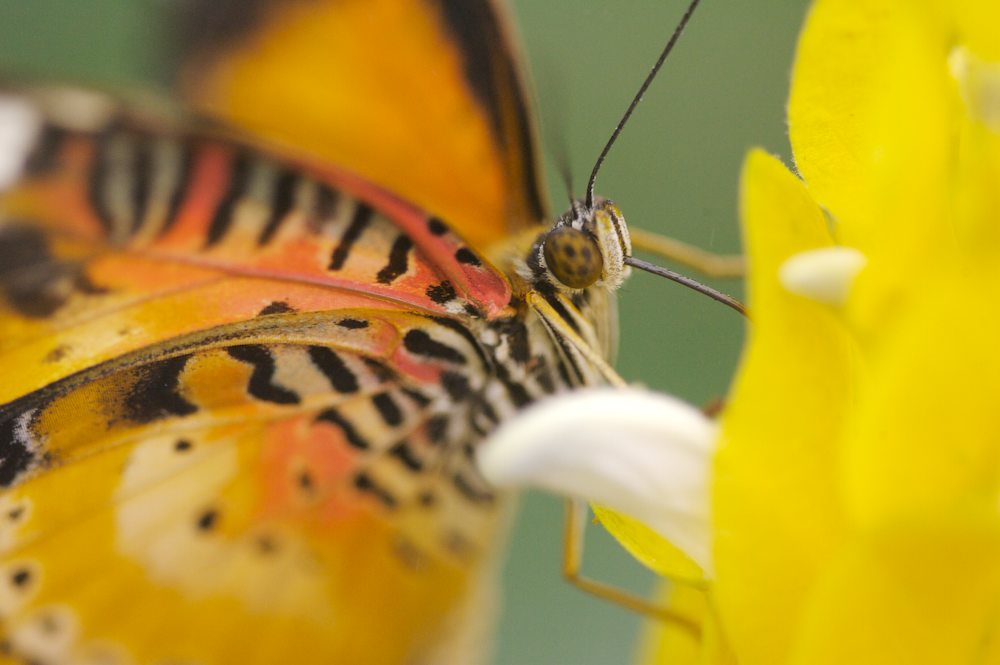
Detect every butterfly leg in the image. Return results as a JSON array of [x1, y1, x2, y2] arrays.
[[630, 227, 744, 278], [561, 498, 702, 638]]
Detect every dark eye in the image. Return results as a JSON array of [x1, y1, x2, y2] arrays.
[[542, 226, 603, 289]]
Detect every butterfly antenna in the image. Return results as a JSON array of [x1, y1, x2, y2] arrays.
[[585, 0, 703, 209], [625, 256, 746, 316]]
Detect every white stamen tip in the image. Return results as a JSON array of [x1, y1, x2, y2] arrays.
[[477, 387, 716, 572], [779, 247, 866, 305], [0, 95, 42, 191]]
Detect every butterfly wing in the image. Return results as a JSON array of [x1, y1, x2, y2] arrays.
[[0, 108, 528, 664], [173, 0, 548, 249]]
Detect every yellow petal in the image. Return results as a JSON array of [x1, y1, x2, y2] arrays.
[[956, 0, 1000, 60], [844, 260, 1000, 527], [789, 0, 958, 331], [791, 514, 1000, 665], [713, 150, 857, 665], [593, 506, 705, 584]]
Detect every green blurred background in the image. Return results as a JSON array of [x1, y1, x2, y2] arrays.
[[0, 0, 810, 662]]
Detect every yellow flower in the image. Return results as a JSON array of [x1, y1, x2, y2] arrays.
[[481, 0, 1000, 663], [714, 1, 1000, 663]]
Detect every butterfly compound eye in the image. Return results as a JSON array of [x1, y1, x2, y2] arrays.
[[542, 226, 604, 289]]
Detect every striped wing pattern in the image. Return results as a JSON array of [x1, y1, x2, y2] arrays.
[[0, 114, 614, 665]]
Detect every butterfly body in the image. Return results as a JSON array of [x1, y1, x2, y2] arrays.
[[0, 102, 617, 663]]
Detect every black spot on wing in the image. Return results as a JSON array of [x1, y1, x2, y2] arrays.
[[496, 363, 532, 408], [10, 567, 31, 588], [440, 371, 470, 402], [86, 131, 114, 235], [160, 143, 194, 238], [43, 344, 71, 364], [362, 357, 395, 383], [226, 345, 301, 404], [504, 320, 531, 364], [24, 124, 67, 176], [257, 300, 295, 316], [308, 346, 358, 394], [196, 508, 218, 531], [534, 356, 557, 394], [426, 281, 457, 304], [314, 183, 340, 222], [0, 225, 82, 318], [425, 414, 449, 445], [388, 441, 423, 472], [376, 235, 413, 284], [130, 135, 153, 234], [205, 151, 252, 247], [426, 217, 448, 236], [454, 247, 481, 266], [353, 471, 397, 509], [0, 414, 38, 487], [329, 203, 373, 270], [257, 168, 298, 246], [431, 316, 491, 369], [315, 408, 369, 450], [400, 387, 432, 408], [371, 392, 403, 427], [297, 469, 315, 492], [553, 355, 573, 388], [124, 354, 198, 423], [403, 329, 466, 365], [337, 318, 368, 330], [476, 397, 499, 425]]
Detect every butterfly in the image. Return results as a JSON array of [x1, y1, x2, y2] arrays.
[[0, 0, 736, 663]]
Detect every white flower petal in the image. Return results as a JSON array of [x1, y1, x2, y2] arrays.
[[477, 387, 716, 572], [0, 95, 42, 191], [779, 246, 866, 305]]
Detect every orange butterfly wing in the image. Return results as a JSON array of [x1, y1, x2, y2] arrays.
[[175, 0, 548, 249], [0, 125, 517, 664]]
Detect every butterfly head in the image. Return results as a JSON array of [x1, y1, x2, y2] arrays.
[[538, 198, 632, 292]]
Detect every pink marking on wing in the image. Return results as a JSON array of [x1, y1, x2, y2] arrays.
[[388, 345, 445, 384], [257, 416, 365, 523], [56, 137, 110, 240], [156, 143, 230, 249]]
